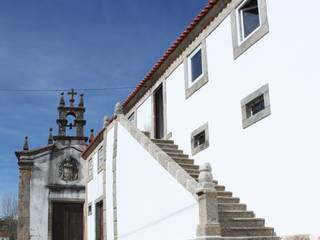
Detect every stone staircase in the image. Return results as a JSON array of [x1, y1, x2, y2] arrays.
[[152, 138, 278, 238]]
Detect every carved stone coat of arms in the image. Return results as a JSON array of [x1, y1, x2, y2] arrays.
[[58, 155, 78, 181]]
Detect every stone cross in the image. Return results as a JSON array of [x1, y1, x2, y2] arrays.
[[68, 89, 77, 106]]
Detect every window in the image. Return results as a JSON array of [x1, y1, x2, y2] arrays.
[[191, 122, 209, 156], [190, 48, 203, 83], [231, 0, 269, 59], [97, 147, 104, 173], [238, 0, 260, 41], [184, 40, 208, 99], [88, 158, 93, 181], [88, 202, 93, 216], [241, 84, 271, 129]]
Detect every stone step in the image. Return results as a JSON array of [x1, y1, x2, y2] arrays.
[[218, 197, 240, 204], [166, 152, 189, 159], [156, 143, 179, 149], [218, 203, 247, 211], [151, 139, 174, 144], [174, 158, 195, 165], [222, 218, 265, 228], [215, 185, 226, 191], [161, 148, 184, 154], [186, 169, 200, 176], [219, 211, 255, 221], [221, 227, 275, 237], [178, 164, 199, 171], [217, 191, 233, 197]]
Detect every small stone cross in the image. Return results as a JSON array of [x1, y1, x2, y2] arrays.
[[68, 89, 77, 106]]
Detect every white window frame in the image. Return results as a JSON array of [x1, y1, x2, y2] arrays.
[[188, 45, 204, 86], [236, 0, 261, 44], [184, 40, 208, 99], [231, 0, 269, 59]]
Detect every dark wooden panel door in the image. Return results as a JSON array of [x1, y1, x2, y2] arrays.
[[95, 201, 103, 240], [154, 85, 164, 139], [52, 202, 84, 240]]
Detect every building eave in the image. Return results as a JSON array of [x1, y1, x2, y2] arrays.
[[122, 0, 231, 113], [15, 144, 55, 159], [81, 128, 105, 160]]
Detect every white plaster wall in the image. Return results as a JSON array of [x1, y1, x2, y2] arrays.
[[136, 96, 152, 133], [105, 126, 115, 240], [164, 0, 320, 235], [87, 150, 104, 240], [29, 157, 50, 240], [116, 123, 198, 240]]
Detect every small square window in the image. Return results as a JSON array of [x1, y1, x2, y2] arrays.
[[191, 122, 209, 156], [241, 84, 271, 129], [88, 202, 93, 216], [193, 131, 206, 149], [246, 94, 265, 118], [97, 147, 104, 173], [231, 0, 269, 59], [184, 41, 208, 99]]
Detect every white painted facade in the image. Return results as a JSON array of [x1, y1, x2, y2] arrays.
[[86, 143, 104, 240], [127, 0, 320, 235], [85, 0, 320, 238], [116, 123, 198, 240]]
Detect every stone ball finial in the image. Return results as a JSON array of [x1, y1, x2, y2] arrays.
[[114, 102, 124, 115], [48, 128, 53, 145], [199, 162, 213, 184], [89, 129, 95, 143], [59, 92, 65, 106], [78, 93, 84, 107], [23, 136, 29, 151], [103, 116, 110, 128]]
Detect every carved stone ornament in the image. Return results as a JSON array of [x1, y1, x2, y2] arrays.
[[58, 155, 78, 181]]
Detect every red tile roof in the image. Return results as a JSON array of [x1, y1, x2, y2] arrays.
[[122, 0, 219, 109]]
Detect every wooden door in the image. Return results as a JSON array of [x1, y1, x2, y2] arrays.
[[154, 85, 164, 139], [52, 202, 84, 240], [95, 201, 103, 240]]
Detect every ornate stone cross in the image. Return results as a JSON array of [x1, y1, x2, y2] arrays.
[[68, 89, 77, 106]]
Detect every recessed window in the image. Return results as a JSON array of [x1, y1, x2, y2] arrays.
[[190, 48, 203, 83], [88, 158, 93, 181], [241, 84, 271, 129], [97, 147, 104, 173], [191, 122, 209, 156], [231, 0, 269, 59], [194, 131, 206, 149], [246, 94, 265, 117], [88, 203, 93, 216], [184, 40, 208, 99], [238, 0, 260, 41]]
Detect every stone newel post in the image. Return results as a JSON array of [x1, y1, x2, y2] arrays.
[[196, 163, 221, 237]]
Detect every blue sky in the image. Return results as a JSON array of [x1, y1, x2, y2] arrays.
[[0, 0, 208, 198]]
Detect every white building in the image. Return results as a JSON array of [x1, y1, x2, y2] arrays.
[[83, 0, 320, 239]]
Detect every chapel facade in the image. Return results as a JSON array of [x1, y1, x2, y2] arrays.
[[15, 91, 89, 240]]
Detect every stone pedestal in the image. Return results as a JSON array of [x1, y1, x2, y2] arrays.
[[197, 189, 221, 236], [196, 163, 221, 237]]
